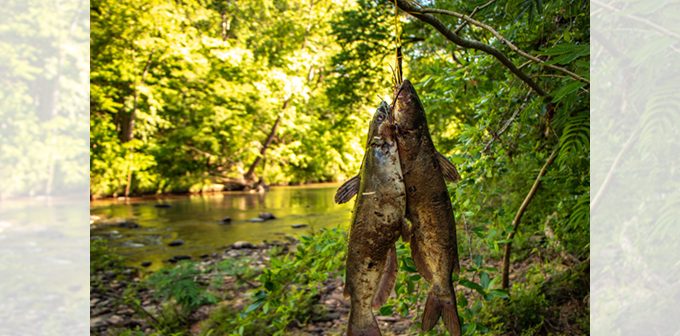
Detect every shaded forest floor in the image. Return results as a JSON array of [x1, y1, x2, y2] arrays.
[[91, 236, 588, 336]]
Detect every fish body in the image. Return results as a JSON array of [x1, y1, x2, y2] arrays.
[[393, 79, 462, 336], [345, 102, 405, 336]]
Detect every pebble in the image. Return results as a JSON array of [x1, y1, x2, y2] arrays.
[[291, 224, 308, 229], [168, 255, 191, 263], [90, 314, 110, 328], [258, 212, 276, 220], [221, 217, 232, 223], [168, 239, 184, 247], [232, 241, 255, 249], [118, 221, 140, 229], [154, 204, 171, 208], [107, 314, 124, 325], [247, 217, 265, 222], [141, 261, 152, 267]]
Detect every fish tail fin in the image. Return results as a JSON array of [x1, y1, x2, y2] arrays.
[[347, 324, 381, 336], [422, 290, 462, 336], [347, 314, 382, 336], [372, 246, 397, 308]]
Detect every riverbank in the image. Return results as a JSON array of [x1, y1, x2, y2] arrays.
[[90, 182, 344, 202], [91, 227, 589, 336], [90, 232, 414, 336]]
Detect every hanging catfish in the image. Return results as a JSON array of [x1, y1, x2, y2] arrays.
[[392, 79, 462, 336], [336, 80, 462, 336], [344, 101, 405, 336]]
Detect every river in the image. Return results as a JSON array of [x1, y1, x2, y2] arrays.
[[90, 184, 352, 270]]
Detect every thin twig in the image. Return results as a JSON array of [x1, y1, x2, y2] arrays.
[[501, 147, 559, 289], [394, 0, 547, 97], [418, 7, 590, 84], [453, 0, 496, 34], [483, 93, 532, 153]]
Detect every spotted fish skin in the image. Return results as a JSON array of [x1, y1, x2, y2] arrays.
[[393, 79, 462, 336], [345, 102, 405, 336]]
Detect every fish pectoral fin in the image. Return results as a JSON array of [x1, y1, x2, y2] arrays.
[[372, 246, 398, 309], [436, 151, 461, 183], [335, 175, 360, 204]]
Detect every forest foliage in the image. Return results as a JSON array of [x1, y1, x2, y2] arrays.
[[91, 0, 589, 334]]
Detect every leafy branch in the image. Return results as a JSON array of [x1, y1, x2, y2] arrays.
[[394, 0, 548, 97], [416, 7, 590, 84]]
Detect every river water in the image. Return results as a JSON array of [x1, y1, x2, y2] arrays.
[[90, 184, 352, 270]]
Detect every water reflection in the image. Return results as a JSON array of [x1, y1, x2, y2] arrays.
[[91, 184, 352, 269]]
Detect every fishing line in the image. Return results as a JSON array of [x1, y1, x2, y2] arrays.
[[394, 0, 403, 85]]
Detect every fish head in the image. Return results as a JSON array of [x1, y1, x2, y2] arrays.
[[366, 100, 394, 146], [393, 79, 426, 132]]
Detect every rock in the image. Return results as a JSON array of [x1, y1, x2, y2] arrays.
[[291, 224, 308, 229], [154, 204, 171, 208], [258, 212, 276, 220], [141, 261, 152, 267], [117, 221, 139, 229], [168, 239, 184, 247], [247, 217, 265, 222], [168, 255, 191, 263], [200, 254, 210, 259], [107, 315, 124, 326], [122, 241, 144, 248], [90, 314, 110, 328], [232, 241, 255, 249], [220, 217, 232, 224]]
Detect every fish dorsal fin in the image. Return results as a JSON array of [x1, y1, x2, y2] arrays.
[[372, 246, 398, 308], [335, 175, 360, 204], [436, 151, 461, 183]]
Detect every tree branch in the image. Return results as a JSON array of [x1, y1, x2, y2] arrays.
[[453, 0, 496, 34], [244, 100, 289, 183], [418, 7, 590, 84], [395, 0, 547, 97], [501, 147, 559, 289], [483, 92, 532, 153]]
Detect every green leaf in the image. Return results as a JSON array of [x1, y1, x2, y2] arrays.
[[480, 272, 490, 289], [552, 81, 585, 102], [485, 289, 510, 300], [459, 279, 486, 295], [378, 305, 394, 316]]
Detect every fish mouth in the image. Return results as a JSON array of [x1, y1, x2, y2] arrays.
[[392, 79, 423, 131]]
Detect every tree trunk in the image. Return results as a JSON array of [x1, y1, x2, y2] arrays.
[[243, 101, 287, 184], [120, 51, 154, 143], [502, 148, 558, 289], [220, 12, 230, 41]]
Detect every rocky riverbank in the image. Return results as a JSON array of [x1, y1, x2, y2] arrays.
[[90, 239, 415, 336]]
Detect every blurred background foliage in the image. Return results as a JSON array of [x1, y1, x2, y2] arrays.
[[90, 0, 393, 197], [0, 0, 89, 199]]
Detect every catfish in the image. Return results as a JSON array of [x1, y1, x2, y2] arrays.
[[392, 79, 462, 336], [335, 80, 463, 335], [344, 101, 405, 336]]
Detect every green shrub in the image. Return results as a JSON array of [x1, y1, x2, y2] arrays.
[[201, 228, 347, 336]]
